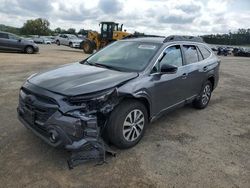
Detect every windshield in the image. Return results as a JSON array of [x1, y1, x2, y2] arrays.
[[41, 37, 50, 40], [87, 41, 161, 72], [68, 35, 78, 39]]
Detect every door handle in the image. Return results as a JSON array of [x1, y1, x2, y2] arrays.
[[203, 66, 208, 71], [182, 73, 188, 79]]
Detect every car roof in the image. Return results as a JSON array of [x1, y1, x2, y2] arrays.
[[122, 37, 165, 43], [121, 35, 205, 44], [0, 31, 11, 35]]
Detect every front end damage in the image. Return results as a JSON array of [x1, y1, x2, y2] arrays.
[[17, 82, 119, 168]]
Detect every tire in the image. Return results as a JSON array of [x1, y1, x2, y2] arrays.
[[69, 42, 73, 48], [107, 99, 148, 149], [193, 80, 212, 109], [56, 40, 60, 45], [25, 46, 34, 54], [82, 40, 94, 54]]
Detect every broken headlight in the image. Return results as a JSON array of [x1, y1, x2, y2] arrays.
[[65, 88, 117, 108]]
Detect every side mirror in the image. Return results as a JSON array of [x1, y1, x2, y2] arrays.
[[160, 64, 178, 74]]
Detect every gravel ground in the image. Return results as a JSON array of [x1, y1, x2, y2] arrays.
[[0, 45, 249, 188]]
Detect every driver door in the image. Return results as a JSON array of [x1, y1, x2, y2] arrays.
[[61, 35, 68, 45], [150, 45, 188, 114], [7, 34, 23, 51]]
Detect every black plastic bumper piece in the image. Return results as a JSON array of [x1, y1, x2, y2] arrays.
[[66, 118, 116, 169], [67, 139, 116, 169], [18, 113, 63, 147]]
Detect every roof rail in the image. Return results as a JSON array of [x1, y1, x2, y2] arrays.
[[163, 35, 204, 43], [123, 34, 164, 39]]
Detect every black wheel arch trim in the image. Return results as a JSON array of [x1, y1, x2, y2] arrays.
[[118, 90, 152, 121], [24, 45, 34, 52]]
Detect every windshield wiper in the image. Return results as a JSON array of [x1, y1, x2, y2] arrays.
[[83, 60, 122, 71], [94, 63, 122, 71]]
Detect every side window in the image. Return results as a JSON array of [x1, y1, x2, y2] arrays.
[[8, 34, 18, 40], [160, 45, 183, 67], [199, 45, 211, 59], [183, 45, 199, 64], [102, 24, 108, 32], [0, 33, 9, 39]]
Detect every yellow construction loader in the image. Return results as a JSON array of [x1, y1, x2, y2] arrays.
[[81, 22, 131, 54]]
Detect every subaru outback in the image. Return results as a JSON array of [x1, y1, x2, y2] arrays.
[[17, 35, 220, 150]]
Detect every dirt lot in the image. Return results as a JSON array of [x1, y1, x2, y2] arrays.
[[0, 45, 249, 188]]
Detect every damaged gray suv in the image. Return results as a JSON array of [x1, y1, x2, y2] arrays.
[[18, 36, 220, 150]]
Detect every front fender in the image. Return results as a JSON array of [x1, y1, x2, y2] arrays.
[[118, 89, 152, 119]]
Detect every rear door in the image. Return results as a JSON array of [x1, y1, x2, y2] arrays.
[[181, 44, 204, 97], [60, 35, 67, 45], [63, 35, 70, 45]]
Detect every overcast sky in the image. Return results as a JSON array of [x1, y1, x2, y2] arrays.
[[0, 0, 249, 36]]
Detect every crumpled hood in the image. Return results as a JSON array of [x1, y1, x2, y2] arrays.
[[28, 63, 138, 96]]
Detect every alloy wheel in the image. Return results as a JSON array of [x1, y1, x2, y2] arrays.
[[123, 109, 145, 142], [26, 47, 33, 54], [202, 84, 211, 105]]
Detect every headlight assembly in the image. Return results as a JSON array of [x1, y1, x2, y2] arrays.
[[66, 88, 117, 106]]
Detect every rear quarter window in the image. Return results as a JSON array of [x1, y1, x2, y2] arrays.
[[199, 45, 211, 59]]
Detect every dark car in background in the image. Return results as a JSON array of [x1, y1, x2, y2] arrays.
[[233, 47, 250, 57], [0, 31, 39, 54], [17, 36, 220, 151]]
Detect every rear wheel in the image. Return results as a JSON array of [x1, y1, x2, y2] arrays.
[[82, 40, 94, 54], [25, 46, 34, 54], [69, 42, 73, 48], [56, 40, 60, 45], [107, 100, 148, 149], [193, 80, 212, 109]]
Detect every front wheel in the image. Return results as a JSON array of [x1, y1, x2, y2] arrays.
[[193, 81, 212, 109], [107, 100, 148, 149], [25, 46, 34, 54]]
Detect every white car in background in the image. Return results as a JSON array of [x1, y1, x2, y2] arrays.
[[55, 34, 83, 48], [32, 36, 52, 44], [40, 36, 52, 44]]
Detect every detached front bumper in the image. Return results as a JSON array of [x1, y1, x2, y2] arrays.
[[18, 108, 97, 150], [17, 86, 99, 151]]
